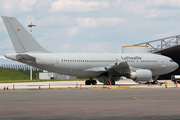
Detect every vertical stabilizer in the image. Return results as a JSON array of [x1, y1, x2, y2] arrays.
[[2, 16, 49, 53]]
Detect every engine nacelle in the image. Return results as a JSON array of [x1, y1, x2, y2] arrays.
[[129, 69, 152, 82]]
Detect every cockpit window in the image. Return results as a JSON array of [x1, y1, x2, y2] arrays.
[[170, 59, 174, 62]]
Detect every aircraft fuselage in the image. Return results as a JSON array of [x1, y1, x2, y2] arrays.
[[5, 53, 178, 78]]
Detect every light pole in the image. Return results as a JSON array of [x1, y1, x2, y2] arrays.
[[28, 22, 36, 80]]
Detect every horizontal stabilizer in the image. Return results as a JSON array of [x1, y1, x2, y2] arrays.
[[16, 54, 36, 62], [4, 53, 36, 63]]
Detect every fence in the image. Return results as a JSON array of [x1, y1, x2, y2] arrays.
[[0, 64, 43, 72]]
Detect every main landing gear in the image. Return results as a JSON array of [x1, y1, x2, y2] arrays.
[[85, 77, 97, 85], [98, 73, 117, 85], [145, 76, 159, 84], [103, 80, 115, 85]]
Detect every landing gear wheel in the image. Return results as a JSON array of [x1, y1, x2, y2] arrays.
[[85, 80, 97, 85], [111, 81, 115, 85], [93, 80, 97, 85], [85, 80, 90, 85], [173, 81, 180, 84], [104, 81, 110, 85], [154, 80, 158, 84]]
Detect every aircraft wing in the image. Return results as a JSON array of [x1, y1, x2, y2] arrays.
[[111, 62, 130, 74], [84, 59, 131, 74], [84, 67, 106, 72], [105, 62, 130, 74]]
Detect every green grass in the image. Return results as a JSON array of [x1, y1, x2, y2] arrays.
[[0, 68, 97, 83], [0, 68, 32, 80]]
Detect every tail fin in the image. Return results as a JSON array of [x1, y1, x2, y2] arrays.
[[2, 16, 49, 53]]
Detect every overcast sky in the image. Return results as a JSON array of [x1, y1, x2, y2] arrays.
[[1, 0, 180, 63]]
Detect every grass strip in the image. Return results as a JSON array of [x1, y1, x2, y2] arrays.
[[0, 68, 97, 83]]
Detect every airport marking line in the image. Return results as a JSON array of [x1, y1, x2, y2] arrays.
[[132, 97, 141, 100]]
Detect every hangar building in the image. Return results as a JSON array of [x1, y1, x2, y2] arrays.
[[135, 35, 180, 79]]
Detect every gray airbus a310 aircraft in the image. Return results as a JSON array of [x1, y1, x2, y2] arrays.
[[2, 16, 179, 85]]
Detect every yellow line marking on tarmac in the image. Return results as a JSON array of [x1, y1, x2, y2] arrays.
[[132, 97, 141, 100]]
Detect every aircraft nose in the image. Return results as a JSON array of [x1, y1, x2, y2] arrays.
[[174, 62, 179, 70], [171, 62, 179, 72]]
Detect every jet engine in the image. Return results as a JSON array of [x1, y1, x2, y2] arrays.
[[128, 69, 152, 82]]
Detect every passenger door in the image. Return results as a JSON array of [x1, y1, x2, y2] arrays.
[[54, 56, 61, 67], [159, 57, 166, 67]]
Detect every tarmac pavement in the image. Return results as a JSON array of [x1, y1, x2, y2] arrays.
[[0, 89, 180, 120]]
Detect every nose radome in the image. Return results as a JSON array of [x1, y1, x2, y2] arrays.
[[174, 62, 179, 70], [171, 62, 179, 72]]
